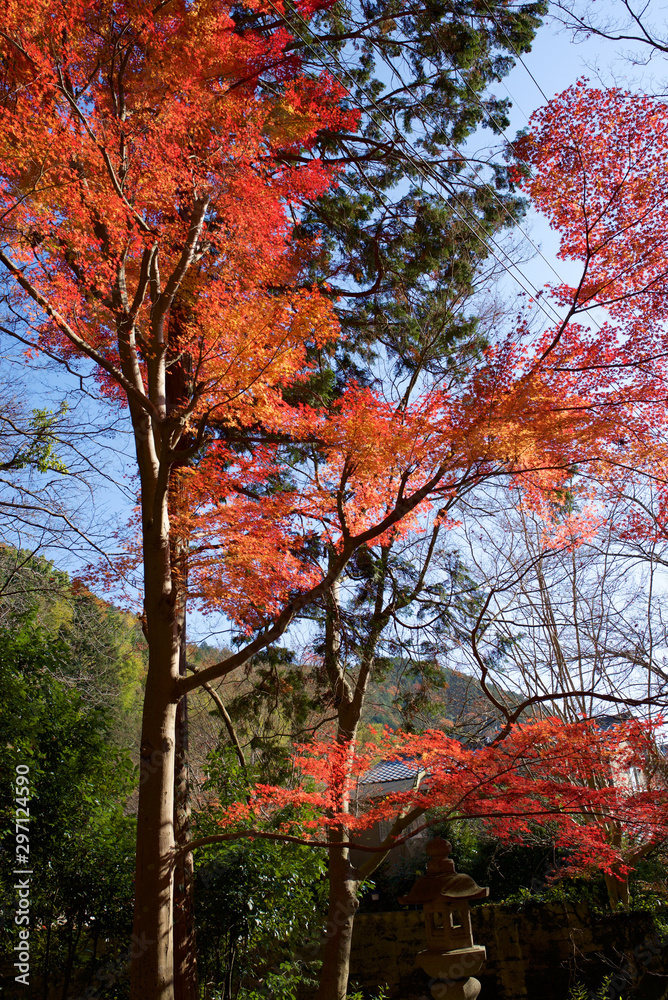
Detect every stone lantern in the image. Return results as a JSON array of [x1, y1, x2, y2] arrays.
[[398, 838, 488, 1000]]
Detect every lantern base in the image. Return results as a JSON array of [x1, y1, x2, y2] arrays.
[[429, 976, 481, 1000]]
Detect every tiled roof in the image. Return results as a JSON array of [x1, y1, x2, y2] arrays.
[[359, 716, 664, 796], [592, 711, 633, 731], [359, 758, 420, 784]]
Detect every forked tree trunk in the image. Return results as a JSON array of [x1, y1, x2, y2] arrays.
[[316, 577, 363, 1000], [316, 558, 397, 1000]]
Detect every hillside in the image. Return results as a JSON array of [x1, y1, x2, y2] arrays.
[[0, 546, 508, 767], [362, 659, 508, 738], [0, 545, 147, 746]]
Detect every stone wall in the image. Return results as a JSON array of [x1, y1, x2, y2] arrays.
[[348, 904, 668, 999]]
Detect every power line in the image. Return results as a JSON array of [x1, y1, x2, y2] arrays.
[[480, 0, 553, 105], [402, 3, 603, 334], [364, 4, 593, 319], [264, 0, 567, 329], [281, 0, 563, 323]]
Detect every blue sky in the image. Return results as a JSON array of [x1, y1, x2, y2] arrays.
[[496, 4, 665, 298]]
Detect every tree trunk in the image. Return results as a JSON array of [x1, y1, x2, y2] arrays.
[[603, 823, 630, 910], [130, 302, 194, 1000], [316, 839, 360, 1000], [224, 942, 237, 1000], [168, 358, 198, 998], [85, 923, 100, 990], [61, 917, 82, 1000], [604, 868, 630, 910], [316, 574, 364, 1000], [173, 614, 198, 1000], [130, 525, 181, 1000]]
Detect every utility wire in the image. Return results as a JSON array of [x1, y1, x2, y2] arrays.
[[480, 0, 553, 104], [364, 4, 594, 318], [387, 2, 603, 333], [264, 0, 567, 329]]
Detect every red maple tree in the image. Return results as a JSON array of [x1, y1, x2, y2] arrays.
[[205, 718, 667, 873]]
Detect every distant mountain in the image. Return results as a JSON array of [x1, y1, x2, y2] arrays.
[[362, 659, 510, 738]]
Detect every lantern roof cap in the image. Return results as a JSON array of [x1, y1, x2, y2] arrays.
[[398, 838, 489, 905], [398, 871, 488, 905]]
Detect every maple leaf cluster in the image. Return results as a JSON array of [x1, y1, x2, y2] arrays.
[[178, 313, 656, 629], [511, 83, 668, 420], [0, 0, 357, 405], [514, 82, 668, 338], [502, 80, 668, 556], [213, 718, 668, 879]]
